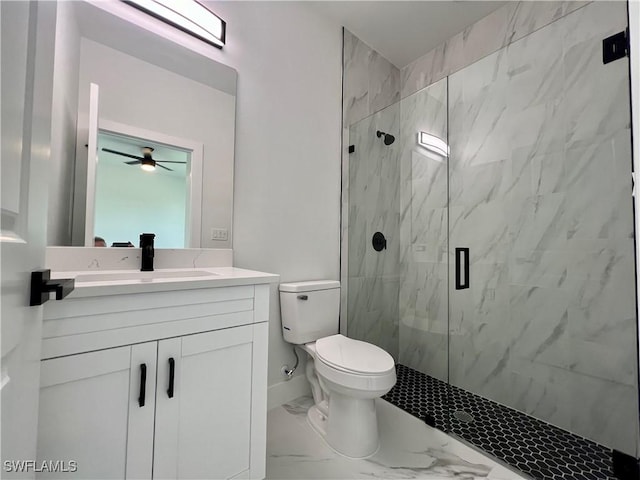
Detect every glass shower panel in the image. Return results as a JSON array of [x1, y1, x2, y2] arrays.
[[397, 78, 449, 382], [448, 1, 638, 455], [447, 40, 512, 408], [346, 102, 401, 360]]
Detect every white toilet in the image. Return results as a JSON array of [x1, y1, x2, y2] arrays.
[[279, 280, 396, 458]]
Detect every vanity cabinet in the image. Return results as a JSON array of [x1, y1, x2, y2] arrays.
[[37, 279, 273, 480]]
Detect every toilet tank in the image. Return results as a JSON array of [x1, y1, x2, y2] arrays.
[[279, 280, 340, 344]]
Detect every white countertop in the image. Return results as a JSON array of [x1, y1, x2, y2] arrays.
[[52, 267, 280, 298]]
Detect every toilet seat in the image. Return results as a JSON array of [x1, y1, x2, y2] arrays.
[[311, 335, 396, 396], [315, 334, 394, 376]]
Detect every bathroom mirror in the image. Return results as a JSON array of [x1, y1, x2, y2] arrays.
[[47, 0, 236, 248]]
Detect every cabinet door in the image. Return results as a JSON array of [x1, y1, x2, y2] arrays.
[[37, 343, 157, 479], [154, 326, 254, 480], [126, 342, 158, 479]]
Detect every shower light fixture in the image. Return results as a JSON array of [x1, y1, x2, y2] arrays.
[[122, 0, 226, 49], [418, 132, 449, 157]]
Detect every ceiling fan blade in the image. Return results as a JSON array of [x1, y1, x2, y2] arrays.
[[155, 160, 187, 164], [102, 148, 144, 161], [157, 163, 173, 171], [125, 160, 142, 165]]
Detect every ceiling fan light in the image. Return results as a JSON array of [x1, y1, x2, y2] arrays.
[[141, 156, 156, 171]]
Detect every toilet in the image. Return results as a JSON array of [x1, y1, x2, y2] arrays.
[[279, 280, 396, 458]]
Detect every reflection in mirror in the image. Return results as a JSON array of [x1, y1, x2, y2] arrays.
[[95, 131, 197, 249], [47, 1, 236, 249]]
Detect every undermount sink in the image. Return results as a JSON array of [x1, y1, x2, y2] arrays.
[[75, 270, 217, 283]]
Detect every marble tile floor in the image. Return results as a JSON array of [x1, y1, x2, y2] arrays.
[[266, 395, 528, 480]]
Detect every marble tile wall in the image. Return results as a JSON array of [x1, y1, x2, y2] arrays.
[[400, 1, 589, 99], [343, 29, 400, 127], [343, 2, 598, 347], [342, 0, 637, 456], [341, 30, 401, 332], [444, 1, 636, 454]]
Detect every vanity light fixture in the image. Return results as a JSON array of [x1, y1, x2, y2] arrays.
[[418, 131, 449, 158], [122, 0, 226, 49]]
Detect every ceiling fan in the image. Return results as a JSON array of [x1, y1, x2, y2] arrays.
[[101, 146, 186, 172]]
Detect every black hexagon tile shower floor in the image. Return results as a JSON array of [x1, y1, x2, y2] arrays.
[[382, 364, 617, 480]]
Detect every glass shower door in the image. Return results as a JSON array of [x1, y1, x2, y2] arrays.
[[346, 102, 401, 361], [447, 0, 638, 465], [395, 77, 450, 425]]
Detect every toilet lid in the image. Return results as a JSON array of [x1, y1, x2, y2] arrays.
[[315, 334, 395, 375]]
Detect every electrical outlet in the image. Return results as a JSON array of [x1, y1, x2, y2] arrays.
[[210, 228, 228, 241]]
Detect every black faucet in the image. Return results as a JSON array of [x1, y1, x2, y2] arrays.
[[140, 233, 155, 271]]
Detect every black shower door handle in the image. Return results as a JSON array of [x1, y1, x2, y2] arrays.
[[455, 248, 470, 290], [167, 357, 175, 398], [138, 364, 147, 407]]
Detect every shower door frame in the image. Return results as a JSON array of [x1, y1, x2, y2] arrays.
[[629, 0, 640, 456]]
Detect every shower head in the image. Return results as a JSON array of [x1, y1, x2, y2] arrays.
[[376, 130, 395, 146]]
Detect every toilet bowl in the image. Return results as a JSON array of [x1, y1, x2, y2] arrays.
[[279, 281, 397, 459], [305, 335, 396, 458]]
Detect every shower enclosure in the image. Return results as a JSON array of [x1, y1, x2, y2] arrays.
[[343, 2, 637, 477]]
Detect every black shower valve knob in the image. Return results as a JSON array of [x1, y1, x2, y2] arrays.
[[372, 232, 387, 252]]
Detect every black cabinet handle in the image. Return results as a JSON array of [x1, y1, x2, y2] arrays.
[[138, 364, 147, 407], [30, 270, 75, 306], [455, 247, 470, 290], [167, 357, 175, 398]]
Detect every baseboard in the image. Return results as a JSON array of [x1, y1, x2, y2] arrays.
[[267, 374, 311, 411]]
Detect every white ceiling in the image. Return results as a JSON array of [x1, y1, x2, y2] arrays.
[[308, 1, 506, 68]]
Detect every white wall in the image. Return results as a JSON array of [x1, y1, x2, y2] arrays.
[[202, 2, 343, 393], [46, 0, 342, 402], [73, 37, 235, 249], [47, 1, 80, 245]]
